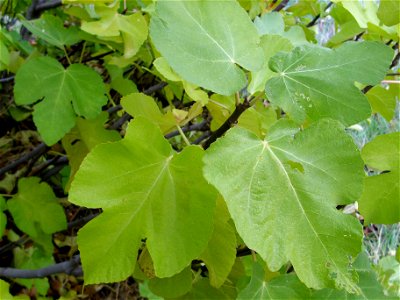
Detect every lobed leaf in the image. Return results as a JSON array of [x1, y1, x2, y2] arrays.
[[21, 15, 80, 49], [150, 0, 263, 95], [7, 177, 67, 238], [14, 57, 107, 145], [69, 117, 217, 284], [265, 42, 393, 126], [204, 119, 365, 291]]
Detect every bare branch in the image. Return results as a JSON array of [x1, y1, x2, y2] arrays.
[[273, 0, 289, 12], [107, 82, 168, 115], [35, 0, 62, 12], [307, 2, 333, 27], [0, 255, 82, 278], [108, 82, 168, 129], [0, 143, 48, 178], [0, 76, 14, 83], [202, 99, 251, 149], [164, 120, 208, 139]]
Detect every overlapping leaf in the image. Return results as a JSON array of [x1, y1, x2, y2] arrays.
[[237, 253, 390, 299], [312, 253, 391, 299], [21, 15, 80, 49], [14, 57, 107, 145], [175, 277, 236, 300], [7, 177, 67, 239], [333, 0, 381, 28], [265, 42, 393, 126], [199, 197, 237, 288], [359, 132, 400, 224], [331, 1, 399, 40], [377, 256, 400, 297], [150, 0, 263, 95], [253, 12, 308, 46], [81, 4, 147, 58], [148, 267, 192, 298], [0, 40, 10, 70], [204, 119, 364, 291], [69, 117, 216, 284], [13, 247, 54, 296], [377, 0, 400, 26], [366, 85, 399, 122], [0, 196, 7, 236], [120, 93, 176, 133], [153, 57, 209, 105], [237, 263, 311, 299], [248, 35, 293, 94], [62, 112, 120, 190]]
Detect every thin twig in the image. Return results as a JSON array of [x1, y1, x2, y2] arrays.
[[176, 125, 190, 146], [142, 81, 168, 95], [0, 76, 15, 83], [381, 80, 400, 84], [390, 51, 400, 69], [273, 0, 289, 12], [306, 2, 333, 27], [107, 82, 168, 115], [164, 120, 208, 139], [35, 0, 62, 12], [0, 211, 96, 256], [202, 99, 251, 149], [66, 213, 99, 231], [40, 157, 69, 180], [193, 131, 211, 145], [354, 31, 365, 41], [108, 82, 168, 129], [109, 113, 131, 130], [63, 46, 72, 65], [81, 50, 115, 63], [0, 143, 48, 178], [0, 255, 82, 278]]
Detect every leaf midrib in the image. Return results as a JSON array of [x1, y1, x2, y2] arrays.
[[264, 143, 347, 285], [100, 157, 173, 257]]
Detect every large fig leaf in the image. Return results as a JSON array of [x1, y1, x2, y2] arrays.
[[204, 119, 364, 292], [150, 0, 263, 95], [69, 117, 216, 284], [265, 42, 393, 126]]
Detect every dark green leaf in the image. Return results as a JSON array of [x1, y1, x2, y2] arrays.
[[150, 0, 263, 95], [266, 42, 393, 126], [14, 57, 107, 145]]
